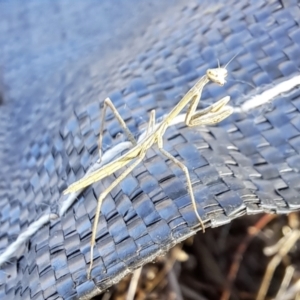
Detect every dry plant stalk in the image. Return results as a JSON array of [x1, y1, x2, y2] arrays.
[[257, 213, 300, 300], [221, 214, 277, 300]]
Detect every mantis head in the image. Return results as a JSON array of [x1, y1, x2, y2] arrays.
[[206, 52, 240, 86], [206, 68, 228, 86]]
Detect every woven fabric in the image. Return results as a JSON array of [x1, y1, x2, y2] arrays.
[[1, 0, 300, 299]]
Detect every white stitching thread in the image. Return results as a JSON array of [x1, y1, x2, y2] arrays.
[[234, 75, 300, 113]]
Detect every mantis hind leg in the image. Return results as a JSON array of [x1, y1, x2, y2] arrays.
[[88, 152, 145, 279], [98, 97, 137, 162], [157, 137, 205, 233], [88, 109, 155, 278]]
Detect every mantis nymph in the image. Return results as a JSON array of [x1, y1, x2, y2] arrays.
[[64, 66, 233, 278]]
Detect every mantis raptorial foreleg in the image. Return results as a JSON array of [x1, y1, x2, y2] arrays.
[[185, 88, 231, 127], [98, 98, 137, 161], [188, 96, 232, 126]]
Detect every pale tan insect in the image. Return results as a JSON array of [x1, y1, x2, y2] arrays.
[[63, 66, 233, 278]]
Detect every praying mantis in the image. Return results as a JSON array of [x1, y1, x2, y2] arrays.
[[63, 65, 233, 278]]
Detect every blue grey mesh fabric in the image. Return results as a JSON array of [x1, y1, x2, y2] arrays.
[[0, 0, 300, 299]]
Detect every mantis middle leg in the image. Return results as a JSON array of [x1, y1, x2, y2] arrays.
[[157, 136, 205, 232], [185, 88, 232, 127]]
